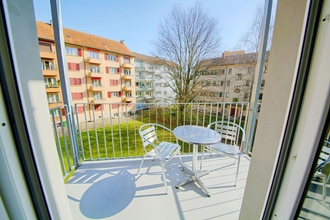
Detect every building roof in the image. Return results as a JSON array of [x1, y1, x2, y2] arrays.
[[207, 51, 270, 66], [133, 52, 159, 63], [36, 21, 134, 56]]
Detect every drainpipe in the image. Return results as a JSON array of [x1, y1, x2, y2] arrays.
[[82, 47, 92, 121]]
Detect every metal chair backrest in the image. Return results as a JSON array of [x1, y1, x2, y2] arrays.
[[139, 124, 158, 149], [208, 121, 245, 146]]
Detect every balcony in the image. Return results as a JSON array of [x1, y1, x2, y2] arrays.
[[85, 57, 102, 64], [88, 72, 103, 78], [122, 62, 134, 68], [135, 76, 155, 82], [135, 66, 155, 73], [123, 86, 132, 91], [121, 73, 134, 80], [88, 85, 103, 91], [49, 102, 254, 219], [42, 68, 58, 76], [45, 84, 60, 92], [40, 51, 56, 59]]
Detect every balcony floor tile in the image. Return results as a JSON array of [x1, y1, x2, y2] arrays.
[[65, 154, 250, 219]]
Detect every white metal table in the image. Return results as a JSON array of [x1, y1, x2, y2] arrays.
[[173, 125, 221, 196]]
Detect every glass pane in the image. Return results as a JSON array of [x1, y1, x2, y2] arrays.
[[297, 122, 330, 219]]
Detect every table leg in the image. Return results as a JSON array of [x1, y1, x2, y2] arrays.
[[176, 144, 211, 196]]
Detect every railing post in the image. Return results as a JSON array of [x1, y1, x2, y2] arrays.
[[50, 0, 80, 167], [245, 0, 273, 153]]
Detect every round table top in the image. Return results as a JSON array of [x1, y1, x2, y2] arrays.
[[173, 125, 221, 145]]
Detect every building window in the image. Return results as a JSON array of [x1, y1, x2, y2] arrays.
[[235, 74, 242, 80], [93, 92, 102, 100], [41, 60, 55, 70], [69, 78, 82, 85], [225, 92, 229, 98], [112, 104, 119, 109], [49, 109, 60, 117], [107, 67, 117, 74], [213, 81, 218, 86], [220, 81, 224, 86], [232, 97, 239, 102], [109, 80, 119, 86], [248, 67, 253, 74], [234, 86, 241, 93], [227, 80, 230, 86], [228, 68, 232, 74], [71, 92, 83, 100], [39, 42, 52, 52], [108, 91, 121, 98], [68, 62, 80, 71], [244, 92, 249, 100], [105, 54, 116, 61], [92, 79, 101, 87], [90, 65, 100, 73], [44, 77, 57, 87], [220, 69, 225, 75], [261, 80, 266, 87], [123, 57, 130, 64], [89, 51, 99, 59], [218, 92, 223, 97], [124, 69, 131, 75], [47, 93, 60, 103], [126, 91, 132, 97], [246, 80, 250, 86], [66, 47, 81, 56], [125, 80, 131, 87]]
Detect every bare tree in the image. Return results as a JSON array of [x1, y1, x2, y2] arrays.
[[235, 4, 274, 102], [152, 3, 221, 124]]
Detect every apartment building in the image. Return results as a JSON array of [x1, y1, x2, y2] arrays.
[[37, 21, 135, 121], [196, 50, 268, 104], [133, 52, 176, 107]]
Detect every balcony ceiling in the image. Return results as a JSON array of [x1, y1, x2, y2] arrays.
[[65, 154, 250, 219]]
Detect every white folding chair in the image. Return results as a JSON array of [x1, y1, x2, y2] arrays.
[[200, 121, 245, 186], [137, 123, 183, 194]]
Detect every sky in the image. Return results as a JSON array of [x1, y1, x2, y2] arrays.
[[33, 0, 266, 56]]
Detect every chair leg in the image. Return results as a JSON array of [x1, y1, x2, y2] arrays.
[[160, 160, 168, 194], [322, 176, 326, 201], [178, 152, 184, 171], [137, 155, 146, 175], [200, 146, 205, 170], [234, 153, 241, 186]]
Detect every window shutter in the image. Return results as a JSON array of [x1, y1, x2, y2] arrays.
[[61, 108, 66, 116], [76, 64, 80, 70], [68, 63, 72, 70], [108, 92, 111, 98], [118, 91, 122, 97], [78, 78, 82, 85], [78, 48, 82, 56], [116, 56, 119, 62], [106, 67, 109, 73], [117, 68, 120, 74], [104, 53, 108, 60]]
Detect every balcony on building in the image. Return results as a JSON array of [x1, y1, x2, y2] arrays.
[[40, 51, 56, 59], [88, 71, 103, 78], [45, 84, 61, 93], [123, 85, 132, 91], [122, 62, 134, 68], [121, 73, 134, 80], [85, 57, 102, 64], [88, 85, 103, 91]]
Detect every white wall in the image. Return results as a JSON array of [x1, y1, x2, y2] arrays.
[[239, 0, 310, 219]]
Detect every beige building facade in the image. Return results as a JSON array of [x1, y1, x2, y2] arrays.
[[37, 21, 135, 122]]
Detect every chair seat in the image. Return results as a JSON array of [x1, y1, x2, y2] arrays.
[[205, 142, 240, 156], [146, 142, 181, 159]]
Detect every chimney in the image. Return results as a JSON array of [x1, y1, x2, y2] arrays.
[[120, 40, 124, 44]]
